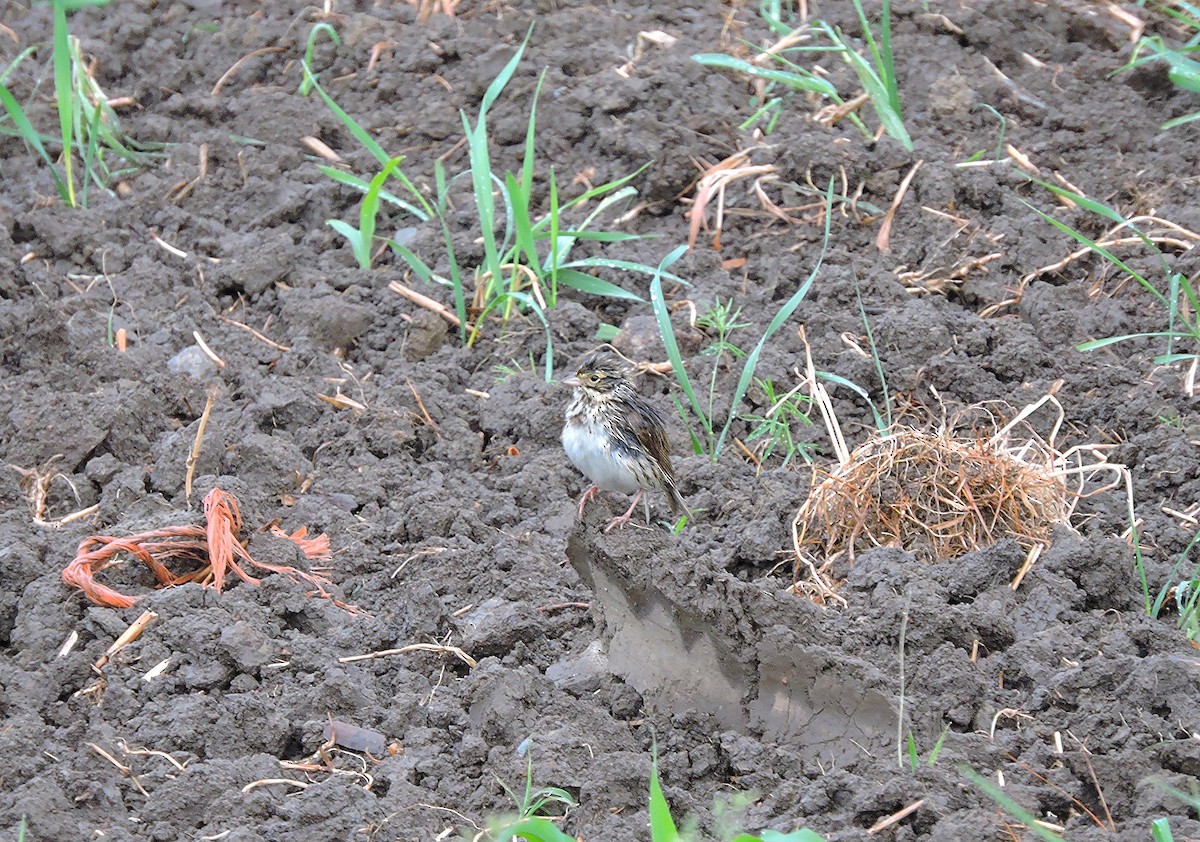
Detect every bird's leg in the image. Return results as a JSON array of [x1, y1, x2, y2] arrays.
[[577, 485, 601, 517], [604, 490, 643, 533]]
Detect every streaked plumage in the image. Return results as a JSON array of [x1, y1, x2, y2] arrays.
[[561, 351, 686, 531]]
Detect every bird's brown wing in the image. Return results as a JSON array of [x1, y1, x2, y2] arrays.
[[623, 399, 686, 515]]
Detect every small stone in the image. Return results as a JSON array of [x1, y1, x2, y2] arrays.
[[167, 345, 218, 379]]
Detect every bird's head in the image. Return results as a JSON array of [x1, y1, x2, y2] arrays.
[[561, 351, 628, 396]]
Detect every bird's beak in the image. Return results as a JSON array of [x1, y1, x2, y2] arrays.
[[560, 375, 581, 387]]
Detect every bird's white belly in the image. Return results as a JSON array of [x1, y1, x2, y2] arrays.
[[562, 419, 641, 494]]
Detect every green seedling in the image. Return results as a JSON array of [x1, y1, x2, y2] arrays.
[[697, 297, 752, 426], [1116, 34, 1200, 129], [652, 181, 835, 463], [298, 23, 340, 96], [309, 27, 676, 381], [0, 0, 158, 207], [961, 765, 1064, 842], [695, 0, 911, 149], [904, 726, 949, 772], [648, 742, 825, 842], [1150, 526, 1200, 633], [1022, 178, 1194, 367], [486, 740, 576, 842], [1154, 816, 1175, 842], [961, 103, 1008, 163], [325, 157, 405, 269], [739, 378, 816, 471]]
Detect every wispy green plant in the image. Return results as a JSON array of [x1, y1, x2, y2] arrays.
[[1022, 178, 1194, 367], [0, 0, 157, 206], [1116, 33, 1200, 129], [960, 103, 1008, 163], [325, 156, 405, 269], [297, 22, 340, 96], [309, 27, 675, 381], [648, 745, 825, 842], [1150, 526, 1200, 638], [652, 181, 835, 462], [739, 378, 816, 470], [904, 726, 949, 772], [694, 0, 911, 149], [961, 766, 1064, 842]]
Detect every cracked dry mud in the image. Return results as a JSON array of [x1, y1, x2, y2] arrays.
[[2, 1, 1200, 840]]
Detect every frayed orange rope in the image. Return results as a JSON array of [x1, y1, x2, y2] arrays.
[[62, 488, 350, 610]]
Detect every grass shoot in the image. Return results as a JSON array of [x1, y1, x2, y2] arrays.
[[652, 180, 835, 462], [0, 0, 158, 207], [309, 27, 674, 380], [694, 0, 912, 150]]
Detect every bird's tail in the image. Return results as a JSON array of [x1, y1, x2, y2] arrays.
[[661, 474, 688, 519]]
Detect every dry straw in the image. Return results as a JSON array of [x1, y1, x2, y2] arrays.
[[791, 330, 1131, 605]]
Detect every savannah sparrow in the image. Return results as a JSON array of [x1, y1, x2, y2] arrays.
[[561, 351, 687, 531]]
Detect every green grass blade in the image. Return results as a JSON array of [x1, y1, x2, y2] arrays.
[[928, 726, 950, 767], [554, 269, 644, 302], [1077, 331, 1176, 351], [387, 240, 439, 283], [1163, 111, 1200, 129], [648, 754, 680, 842], [521, 69, 546, 208], [506, 170, 541, 281], [0, 45, 38, 86], [712, 179, 835, 459], [832, 29, 912, 151], [549, 166, 560, 302], [317, 165, 430, 221], [651, 245, 712, 439], [355, 156, 404, 268], [816, 371, 887, 431], [302, 63, 390, 168], [693, 53, 840, 97], [961, 766, 1064, 842], [1020, 199, 1166, 307], [562, 257, 689, 285], [52, 1, 76, 206], [556, 230, 643, 242], [327, 219, 366, 267], [490, 816, 576, 842], [480, 24, 533, 115], [462, 114, 502, 298], [0, 81, 70, 201], [556, 164, 650, 212], [298, 23, 341, 96], [1152, 817, 1175, 842]]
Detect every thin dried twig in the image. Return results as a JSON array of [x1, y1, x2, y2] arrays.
[[867, 800, 924, 834], [95, 610, 158, 670], [338, 642, 478, 668], [389, 280, 466, 329], [211, 46, 286, 96], [876, 160, 923, 253], [186, 387, 218, 505]]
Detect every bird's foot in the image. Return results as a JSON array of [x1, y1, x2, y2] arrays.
[[603, 491, 644, 533], [577, 485, 601, 518]]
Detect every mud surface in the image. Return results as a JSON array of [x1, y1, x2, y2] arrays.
[[3, 1, 1200, 840]]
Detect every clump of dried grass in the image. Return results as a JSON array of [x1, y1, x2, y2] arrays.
[[790, 333, 1130, 605]]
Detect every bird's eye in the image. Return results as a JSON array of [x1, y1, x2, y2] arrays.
[[586, 373, 601, 383]]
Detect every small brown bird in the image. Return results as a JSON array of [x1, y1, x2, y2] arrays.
[[561, 351, 686, 531]]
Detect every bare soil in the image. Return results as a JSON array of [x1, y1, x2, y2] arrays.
[[2, 1, 1200, 840]]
